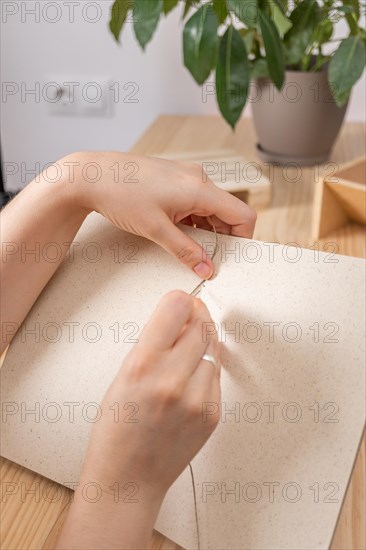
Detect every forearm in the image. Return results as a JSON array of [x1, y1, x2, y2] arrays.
[[0, 159, 90, 353]]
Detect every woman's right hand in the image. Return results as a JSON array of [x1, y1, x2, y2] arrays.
[[83, 290, 222, 498], [56, 290, 221, 549]]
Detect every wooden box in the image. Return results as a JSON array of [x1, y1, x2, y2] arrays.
[[312, 156, 366, 239]]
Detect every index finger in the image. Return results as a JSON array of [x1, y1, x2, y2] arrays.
[[171, 298, 218, 380], [195, 184, 257, 238], [138, 290, 194, 351]]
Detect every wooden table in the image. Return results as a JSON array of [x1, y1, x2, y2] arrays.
[[1, 115, 365, 550]]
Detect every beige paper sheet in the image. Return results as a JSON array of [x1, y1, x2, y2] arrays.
[[1, 212, 365, 549]]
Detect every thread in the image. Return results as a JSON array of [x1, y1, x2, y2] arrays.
[[190, 216, 219, 298], [189, 462, 201, 550], [188, 216, 219, 549]]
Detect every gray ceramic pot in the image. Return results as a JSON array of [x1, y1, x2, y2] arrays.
[[251, 69, 348, 166]]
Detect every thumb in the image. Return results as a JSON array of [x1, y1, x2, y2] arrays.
[[151, 218, 214, 279]]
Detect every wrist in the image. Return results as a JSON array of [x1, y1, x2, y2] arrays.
[[78, 461, 166, 512], [26, 154, 93, 220], [56, 475, 163, 549], [54, 152, 95, 216], [57, 151, 131, 215]]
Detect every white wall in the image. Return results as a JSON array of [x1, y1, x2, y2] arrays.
[[1, 1, 365, 191]]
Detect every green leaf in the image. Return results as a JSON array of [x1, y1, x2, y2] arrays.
[[183, 5, 219, 85], [288, 0, 320, 33], [345, 12, 359, 35], [313, 20, 333, 46], [163, 0, 179, 15], [109, 0, 133, 43], [183, 0, 195, 18], [271, 0, 287, 14], [251, 58, 270, 79], [239, 28, 255, 54], [337, 5, 354, 13], [259, 9, 285, 89], [271, 2, 292, 37], [328, 36, 366, 105], [313, 54, 331, 72], [284, 0, 319, 65], [342, 1, 360, 20], [213, 0, 228, 24], [216, 25, 250, 128], [226, 0, 258, 29], [133, 0, 163, 50]]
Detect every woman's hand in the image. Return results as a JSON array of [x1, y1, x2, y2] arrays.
[[67, 151, 257, 279], [56, 291, 221, 549], [84, 290, 221, 495], [1, 150, 256, 351]]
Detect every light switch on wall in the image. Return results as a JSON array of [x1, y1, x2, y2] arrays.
[[46, 75, 113, 117]]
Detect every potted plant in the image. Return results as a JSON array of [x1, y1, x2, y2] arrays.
[[109, 0, 365, 165]]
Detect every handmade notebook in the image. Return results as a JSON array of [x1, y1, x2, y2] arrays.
[[1, 212, 365, 550]]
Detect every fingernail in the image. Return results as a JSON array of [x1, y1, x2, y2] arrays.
[[194, 262, 212, 279]]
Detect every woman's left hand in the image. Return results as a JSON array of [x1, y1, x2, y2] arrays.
[[67, 151, 257, 279], [1, 151, 256, 352]]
